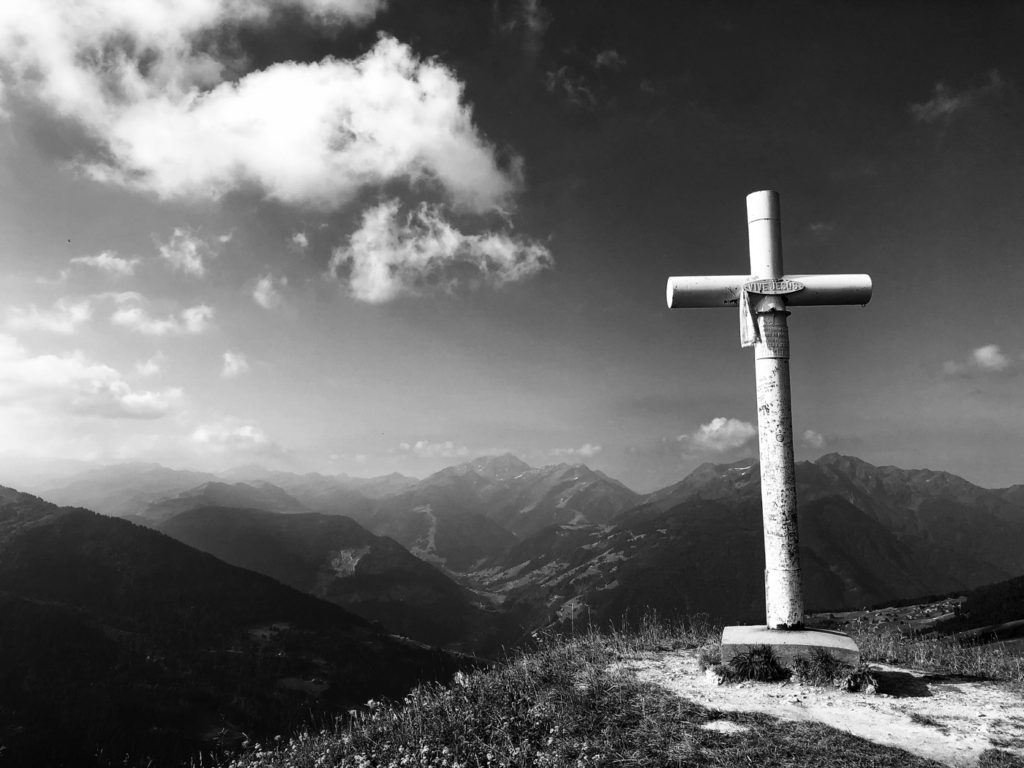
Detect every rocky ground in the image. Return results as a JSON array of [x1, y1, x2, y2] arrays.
[[613, 649, 1024, 768]]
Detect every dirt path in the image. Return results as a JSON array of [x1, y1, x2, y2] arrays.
[[613, 650, 1024, 767]]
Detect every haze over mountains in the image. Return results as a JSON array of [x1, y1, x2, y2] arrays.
[[34, 452, 1024, 635]]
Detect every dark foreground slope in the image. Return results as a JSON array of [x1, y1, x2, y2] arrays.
[[0, 487, 466, 768], [157, 506, 510, 653]]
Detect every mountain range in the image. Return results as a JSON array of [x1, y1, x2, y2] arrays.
[[36, 452, 1024, 641], [10, 451, 1024, 764]]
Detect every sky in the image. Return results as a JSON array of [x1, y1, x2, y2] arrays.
[[0, 0, 1022, 492]]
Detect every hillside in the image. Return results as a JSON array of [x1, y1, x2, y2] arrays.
[[220, 618, 1024, 768], [157, 506, 508, 653], [0, 487, 467, 768]]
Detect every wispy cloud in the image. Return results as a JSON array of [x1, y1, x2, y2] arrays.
[[330, 200, 552, 303], [552, 443, 603, 459], [221, 351, 250, 378], [135, 353, 164, 377], [0, 334, 181, 419], [686, 417, 756, 454], [910, 69, 1008, 124], [253, 274, 286, 309], [397, 440, 469, 459], [594, 49, 626, 70], [70, 251, 139, 276], [545, 66, 596, 108], [801, 429, 827, 449], [628, 417, 758, 463], [520, 0, 551, 57], [6, 298, 92, 334], [111, 297, 213, 336], [159, 229, 209, 277], [191, 419, 279, 455], [943, 344, 1018, 377]]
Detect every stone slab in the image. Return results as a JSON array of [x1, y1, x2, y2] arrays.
[[720, 625, 860, 667]]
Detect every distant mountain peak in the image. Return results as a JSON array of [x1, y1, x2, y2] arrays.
[[465, 454, 532, 481]]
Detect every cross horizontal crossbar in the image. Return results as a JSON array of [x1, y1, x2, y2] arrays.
[[666, 273, 872, 309]]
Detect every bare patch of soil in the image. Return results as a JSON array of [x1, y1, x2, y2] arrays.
[[613, 650, 1024, 768]]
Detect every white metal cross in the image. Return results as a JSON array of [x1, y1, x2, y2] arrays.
[[666, 190, 872, 629]]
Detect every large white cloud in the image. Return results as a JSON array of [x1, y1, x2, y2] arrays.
[[0, 334, 181, 419], [0, 4, 519, 212], [330, 200, 552, 302]]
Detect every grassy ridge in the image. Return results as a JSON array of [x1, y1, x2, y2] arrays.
[[850, 624, 1024, 683], [220, 616, 1024, 768]]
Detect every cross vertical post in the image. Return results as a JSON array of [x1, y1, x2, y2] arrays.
[[747, 190, 802, 629]]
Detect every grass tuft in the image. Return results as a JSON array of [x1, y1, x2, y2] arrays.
[[727, 645, 789, 682], [792, 648, 846, 686]]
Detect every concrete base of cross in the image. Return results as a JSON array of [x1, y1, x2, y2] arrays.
[[720, 625, 860, 668]]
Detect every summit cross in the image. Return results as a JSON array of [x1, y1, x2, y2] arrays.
[[666, 190, 872, 632]]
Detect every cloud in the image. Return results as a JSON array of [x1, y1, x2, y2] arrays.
[[135, 353, 164, 377], [0, 334, 181, 419], [70, 251, 140, 276], [520, 0, 550, 56], [689, 417, 757, 454], [594, 49, 626, 70], [397, 440, 469, 459], [253, 274, 287, 309], [191, 419, 279, 455], [221, 350, 250, 378], [6, 298, 92, 334], [910, 69, 1008, 124], [802, 429, 827, 449], [159, 229, 209, 277], [292, 232, 309, 249], [628, 417, 758, 462], [0, 6, 521, 213], [330, 200, 552, 303], [943, 344, 1017, 377], [545, 66, 596, 108], [552, 443, 603, 459], [111, 297, 213, 335]]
